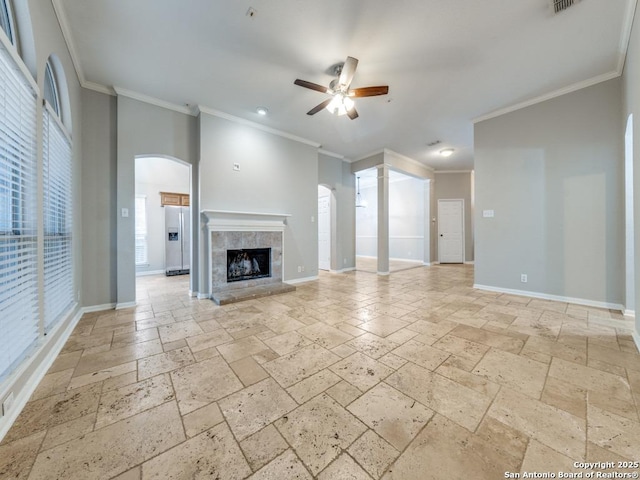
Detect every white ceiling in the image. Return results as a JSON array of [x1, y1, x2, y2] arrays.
[[55, 0, 636, 170]]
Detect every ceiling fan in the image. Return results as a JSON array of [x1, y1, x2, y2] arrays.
[[294, 56, 389, 120]]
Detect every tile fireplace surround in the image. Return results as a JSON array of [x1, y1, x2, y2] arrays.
[[202, 210, 295, 304]]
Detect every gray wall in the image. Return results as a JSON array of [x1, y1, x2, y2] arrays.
[[199, 112, 319, 292], [81, 89, 117, 307], [135, 157, 190, 274], [474, 78, 624, 306], [434, 172, 474, 262], [622, 7, 640, 336], [318, 153, 356, 271], [116, 97, 198, 305]]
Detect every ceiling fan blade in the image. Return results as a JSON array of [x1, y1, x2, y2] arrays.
[[339, 56, 358, 87], [294, 79, 329, 94], [347, 106, 359, 120], [349, 86, 389, 97], [307, 98, 332, 115]]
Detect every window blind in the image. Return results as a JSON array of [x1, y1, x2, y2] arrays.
[[0, 39, 38, 381], [43, 104, 73, 331], [135, 195, 148, 265]]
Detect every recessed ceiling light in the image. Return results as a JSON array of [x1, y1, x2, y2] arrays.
[[256, 106, 268, 116], [439, 148, 454, 157]]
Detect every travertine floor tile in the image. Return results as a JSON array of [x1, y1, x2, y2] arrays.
[[298, 323, 354, 349], [264, 331, 312, 356], [95, 374, 174, 429], [329, 352, 394, 392], [317, 453, 371, 479], [0, 430, 45, 479], [346, 333, 398, 359], [171, 356, 243, 415], [263, 343, 340, 388], [391, 339, 451, 371], [347, 429, 399, 479], [347, 382, 434, 450], [386, 362, 493, 431], [219, 377, 297, 441], [520, 439, 575, 474], [275, 394, 367, 475], [587, 404, 640, 460], [137, 346, 194, 380], [250, 450, 312, 480], [381, 414, 519, 480], [488, 388, 586, 459], [217, 335, 271, 363], [141, 423, 251, 480], [472, 348, 548, 399], [287, 369, 342, 404], [5, 268, 638, 478], [240, 424, 289, 471], [28, 401, 185, 480], [182, 401, 224, 438]]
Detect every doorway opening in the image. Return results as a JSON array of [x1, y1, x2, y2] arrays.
[[134, 156, 191, 294], [318, 185, 332, 271], [625, 114, 635, 316]]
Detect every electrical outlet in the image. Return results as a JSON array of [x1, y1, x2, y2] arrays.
[[297, 266, 302, 273], [521, 274, 528, 283], [301, 266, 305, 272], [343, 258, 347, 265]]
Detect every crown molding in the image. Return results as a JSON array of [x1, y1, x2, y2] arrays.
[[352, 149, 385, 163], [472, 70, 620, 124], [384, 148, 435, 172], [435, 170, 473, 174], [51, 0, 85, 85], [83, 81, 115, 96], [197, 105, 321, 148], [114, 87, 194, 115], [619, 0, 638, 73], [318, 149, 346, 160]]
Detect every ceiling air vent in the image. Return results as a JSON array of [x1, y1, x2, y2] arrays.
[[550, 0, 581, 14]]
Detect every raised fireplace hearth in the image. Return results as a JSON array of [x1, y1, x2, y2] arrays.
[[202, 210, 296, 305]]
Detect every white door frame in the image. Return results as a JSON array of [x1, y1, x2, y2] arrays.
[[318, 185, 332, 271], [437, 198, 465, 264]]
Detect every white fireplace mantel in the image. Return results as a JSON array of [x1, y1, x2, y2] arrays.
[[201, 210, 291, 232]]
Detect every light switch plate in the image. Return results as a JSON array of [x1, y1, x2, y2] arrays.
[[121, 208, 129, 218], [233, 163, 240, 171], [482, 210, 494, 218]]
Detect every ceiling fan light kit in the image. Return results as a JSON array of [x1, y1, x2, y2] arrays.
[[294, 56, 389, 120]]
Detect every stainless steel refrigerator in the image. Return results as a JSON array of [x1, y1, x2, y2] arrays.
[[165, 206, 190, 275]]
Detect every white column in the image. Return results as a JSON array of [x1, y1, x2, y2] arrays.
[[377, 164, 389, 275]]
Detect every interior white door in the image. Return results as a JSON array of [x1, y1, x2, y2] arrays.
[[438, 199, 464, 263], [318, 193, 331, 270]]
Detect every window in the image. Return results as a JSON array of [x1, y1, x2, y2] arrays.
[[0, 39, 38, 381], [0, 0, 14, 45], [42, 60, 73, 331], [43, 61, 59, 115], [135, 195, 148, 265]]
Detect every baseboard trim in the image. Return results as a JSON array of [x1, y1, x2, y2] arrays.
[[329, 267, 356, 274], [286, 275, 319, 285], [135, 269, 165, 277], [0, 306, 84, 442], [377, 271, 390, 276], [423, 262, 431, 267], [464, 261, 475, 265], [624, 309, 635, 318], [473, 284, 624, 312], [83, 303, 116, 313], [115, 301, 137, 310], [197, 292, 211, 300]]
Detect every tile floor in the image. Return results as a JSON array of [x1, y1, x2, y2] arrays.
[[1, 265, 640, 479]]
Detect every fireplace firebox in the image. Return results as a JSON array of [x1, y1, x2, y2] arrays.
[[227, 248, 271, 282]]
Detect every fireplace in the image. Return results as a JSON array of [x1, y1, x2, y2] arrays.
[[227, 248, 271, 282], [202, 210, 296, 304]]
